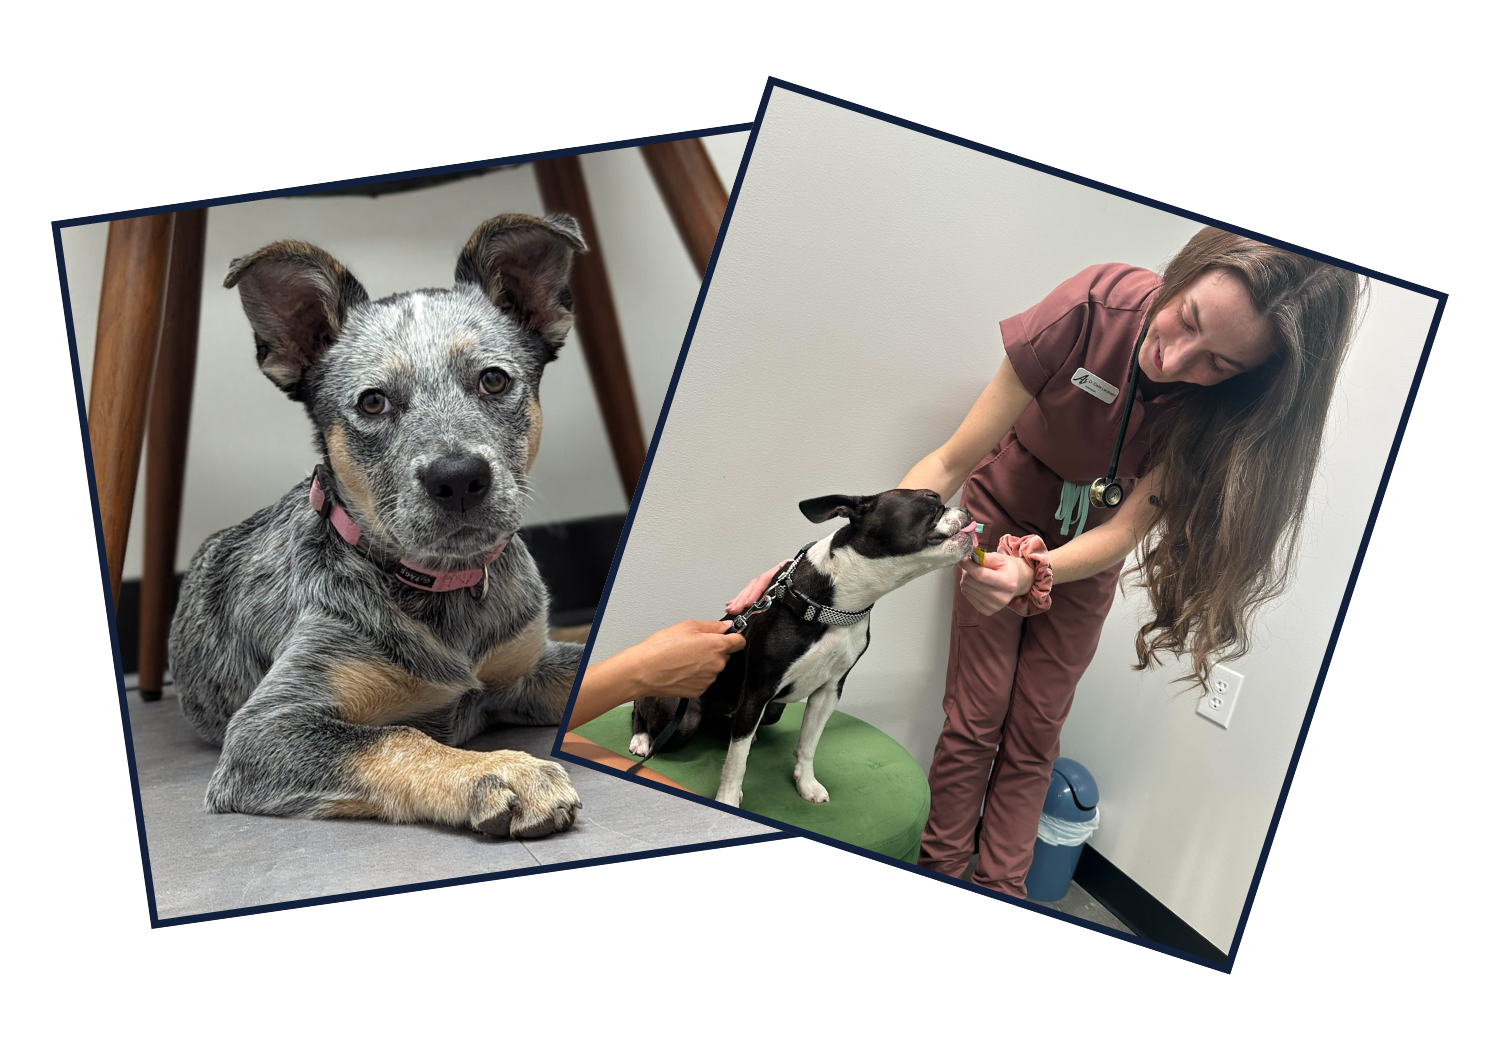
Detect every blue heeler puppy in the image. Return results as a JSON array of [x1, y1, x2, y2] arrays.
[[168, 214, 588, 839]]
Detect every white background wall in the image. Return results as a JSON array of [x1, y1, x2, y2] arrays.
[[589, 88, 1436, 952], [64, 134, 748, 579]]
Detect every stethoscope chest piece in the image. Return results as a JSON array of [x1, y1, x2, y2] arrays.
[[1088, 477, 1124, 509], [1089, 320, 1151, 512]]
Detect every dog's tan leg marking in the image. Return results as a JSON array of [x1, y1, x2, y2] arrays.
[[326, 425, 385, 533], [330, 660, 465, 727], [476, 613, 548, 687], [526, 395, 543, 472], [324, 728, 580, 836]]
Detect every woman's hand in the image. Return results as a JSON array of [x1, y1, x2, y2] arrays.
[[627, 619, 747, 698], [569, 620, 746, 730], [957, 554, 1036, 617], [725, 561, 790, 616]]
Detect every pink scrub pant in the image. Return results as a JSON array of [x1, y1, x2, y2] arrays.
[[918, 519, 1120, 897]]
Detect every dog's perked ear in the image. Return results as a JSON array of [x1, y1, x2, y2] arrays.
[[799, 494, 874, 524], [455, 213, 587, 358], [224, 242, 369, 400]]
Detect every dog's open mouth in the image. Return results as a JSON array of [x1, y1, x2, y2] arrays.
[[938, 518, 978, 557]]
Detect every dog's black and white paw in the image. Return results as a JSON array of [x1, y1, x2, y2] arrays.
[[470, 752, 582, 839], [628, 732, 652, 757]]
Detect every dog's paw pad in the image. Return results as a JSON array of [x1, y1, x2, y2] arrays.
[[628, 732, 651, 757]]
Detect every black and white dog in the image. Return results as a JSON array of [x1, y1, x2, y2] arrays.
[[630, 490, 975, 807]]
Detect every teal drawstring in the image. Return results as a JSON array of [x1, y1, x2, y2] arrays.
[[1055, 480, 1090, 536]]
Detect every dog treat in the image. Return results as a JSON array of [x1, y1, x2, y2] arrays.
[[964, 520, 985, 565]]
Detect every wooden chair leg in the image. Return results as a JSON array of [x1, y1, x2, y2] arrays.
[[640, 138, 729, 278], [533, 156, 646, 499], [88, 214, 175, 609], [138, 210, 207, 700]]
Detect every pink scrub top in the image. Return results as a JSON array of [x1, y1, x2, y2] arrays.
[[964, 263, 1185, 548]]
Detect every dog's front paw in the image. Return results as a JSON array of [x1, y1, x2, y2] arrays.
[[628, 732, 651, 757], [714, 789, 743, 807], [470, 752, 581, 839], [794, 757, 830, 803], [796, 776, 830, 804]]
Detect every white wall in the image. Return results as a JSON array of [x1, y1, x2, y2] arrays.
[[64, 133, 748, 579], [588, 88, 1436, 951]]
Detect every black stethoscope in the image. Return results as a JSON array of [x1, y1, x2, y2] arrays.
[[1087, 321, 1150, 510]]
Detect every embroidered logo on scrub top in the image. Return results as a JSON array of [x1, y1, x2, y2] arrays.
[[1070, 368, 1119, 404]]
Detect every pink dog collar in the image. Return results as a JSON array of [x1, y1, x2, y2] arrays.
[[309, 468, 509, 593]]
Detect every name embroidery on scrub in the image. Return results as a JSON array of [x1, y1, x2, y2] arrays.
[[1070, 368, 1119, 404]]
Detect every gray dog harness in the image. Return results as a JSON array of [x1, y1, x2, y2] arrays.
[[729, 541, 874, 632]]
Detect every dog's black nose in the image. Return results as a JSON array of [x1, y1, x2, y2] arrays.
[[422, 454, 492, 512]]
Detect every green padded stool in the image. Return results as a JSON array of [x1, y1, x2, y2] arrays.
[[572, 705, 931, 862]]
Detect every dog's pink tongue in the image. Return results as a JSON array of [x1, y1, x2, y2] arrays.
[[961, 521, 978, 534]]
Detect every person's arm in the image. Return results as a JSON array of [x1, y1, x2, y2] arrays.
[[957, 465, 1163, 615], [727, 357, 1035, 616], [898, 356, 1035, 501], [566, 620, 746, 730]]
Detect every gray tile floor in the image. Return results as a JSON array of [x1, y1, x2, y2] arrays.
[[961, 853, 1133, 934], [122, 684, 763, 921]]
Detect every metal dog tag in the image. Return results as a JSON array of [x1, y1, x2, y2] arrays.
[[1071, 368, 1119, 404]]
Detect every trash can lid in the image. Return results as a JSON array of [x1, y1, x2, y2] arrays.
[[1041, 757, 1098, 820]]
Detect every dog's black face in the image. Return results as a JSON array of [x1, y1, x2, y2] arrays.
[[224, 215, 585, 568], [801, 488, 974, 562]]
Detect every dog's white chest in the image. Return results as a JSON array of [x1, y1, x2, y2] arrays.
[[775, 623, 868, 702]]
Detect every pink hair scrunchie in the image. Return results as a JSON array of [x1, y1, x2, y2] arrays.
[[996, 534, 1053, 615]]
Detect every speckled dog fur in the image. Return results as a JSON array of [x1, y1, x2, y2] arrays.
[[168, 214, 588, 839]]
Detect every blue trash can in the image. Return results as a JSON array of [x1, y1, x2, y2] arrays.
[[1025, 758, 1099, 902]]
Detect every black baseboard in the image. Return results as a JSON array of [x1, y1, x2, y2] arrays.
[[111, 513, 624, 675], [1073, 844, 1228, 965]]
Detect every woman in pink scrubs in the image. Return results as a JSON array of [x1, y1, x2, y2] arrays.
[[730, 227, 1364, 897]]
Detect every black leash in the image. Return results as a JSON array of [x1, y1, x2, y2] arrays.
[[624, 696, 692, 775]]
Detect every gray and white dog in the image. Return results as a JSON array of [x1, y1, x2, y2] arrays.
[[168, 214, 587, 839]]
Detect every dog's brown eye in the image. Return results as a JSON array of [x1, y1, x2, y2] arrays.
[[479, 368, 510, 396], [358, 390, 389, 415]]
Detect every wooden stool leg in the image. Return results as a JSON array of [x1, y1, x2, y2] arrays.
[[640, 138, 729, 278], [88, 214, 175, 609], [533, 156, 646, 498], [139, 210, 207, 700]]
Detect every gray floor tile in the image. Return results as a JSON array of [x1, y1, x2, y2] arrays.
[[122, 688, 762, 921], [959, 852, 1134, 936]]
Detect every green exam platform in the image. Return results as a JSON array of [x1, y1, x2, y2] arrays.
[[572, 704, 931, 863]]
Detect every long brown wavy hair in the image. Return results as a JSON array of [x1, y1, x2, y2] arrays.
[[1129, 228, 1365, 689]]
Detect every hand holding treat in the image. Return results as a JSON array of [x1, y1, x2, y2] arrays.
[[959, 534, 1052, 616]]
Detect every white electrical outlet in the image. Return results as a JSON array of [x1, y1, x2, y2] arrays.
[[1197, 664, 1245, 728]]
